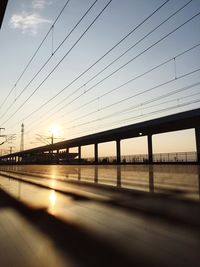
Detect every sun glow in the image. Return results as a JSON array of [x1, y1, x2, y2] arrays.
[[49, 124, 60, 135], [49, 190, 57, 208]]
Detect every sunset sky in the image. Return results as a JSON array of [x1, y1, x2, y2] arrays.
[[0, 0, 200, 156]]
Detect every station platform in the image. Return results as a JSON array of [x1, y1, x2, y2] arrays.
[[0, 167, 200, 267]]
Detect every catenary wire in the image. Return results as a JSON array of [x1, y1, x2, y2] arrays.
[[63, 80, 200, 126], [45, 0, 192, 116], [61, 10, 200, 111], [25, 3, 199, 129], [0, 0, 71, 110], [0, 0, 113, 127], [0, 0, 99, 121], [66, 98, 200, 139], [52, 42, 200, 123], [26, 81, 200, 137], [4, 0, 170, 128], [24, 42, 200, 131], [60, 68, 200, 129]]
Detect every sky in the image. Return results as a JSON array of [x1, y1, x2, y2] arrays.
[[0, 0, 200, 156]]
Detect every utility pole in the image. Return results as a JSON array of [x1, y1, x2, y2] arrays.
[[9, 146, 14, 154], [51, 132, 54, 145], [20, 123, 24, 151]]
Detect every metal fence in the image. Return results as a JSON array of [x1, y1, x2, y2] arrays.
[[85, 151, 197, 163]]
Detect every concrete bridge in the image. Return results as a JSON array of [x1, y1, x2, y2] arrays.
[[1, 108, 200, 164]]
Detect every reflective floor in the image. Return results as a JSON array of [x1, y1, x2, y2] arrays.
[[0, 164, 200, 267], [0, 164, 199, 200]]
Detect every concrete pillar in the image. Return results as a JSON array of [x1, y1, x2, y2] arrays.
[[116, 139, 121, 163], [147, 134, 153, 164], [66, 148, 69, 153], [195, 127, 200, 163], [94, 143, 98, 163], [78, 146, 81, 161]]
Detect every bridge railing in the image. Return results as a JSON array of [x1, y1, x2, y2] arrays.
[[153, 151, 197, 163], [84, 151, 197, 163]]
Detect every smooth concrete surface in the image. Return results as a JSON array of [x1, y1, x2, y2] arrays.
[[0, 164, 200, 267]]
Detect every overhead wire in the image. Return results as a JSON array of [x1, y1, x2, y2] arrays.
[[4, 0, 170, 128], [0, 0, 113, 127], [24, 1, 199, 130], [0, 0, 99, 121], [21, 9, 200, 132], [52, 43, 200, 124], [25, 66, 200, 136], [62, 9, 200, 110], [117, 98, 200, 126], [68, 98, 200, 139], [44, 0, 192, 117], [3, 1, 200, 148], [64, 80, 200, 126], [24, 42, 200, 132], [60, 68, 200, 129], [0, 0, 71, 110]]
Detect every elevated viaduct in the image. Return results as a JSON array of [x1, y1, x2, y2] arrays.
[[1, 108, 200, 164]]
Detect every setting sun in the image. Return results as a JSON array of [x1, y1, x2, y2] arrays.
[[49, 124, 60, 135]]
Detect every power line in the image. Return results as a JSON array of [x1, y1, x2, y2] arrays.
[[0, 0, 71, 110], [117, 98, 200, 126], [13, 42, 200, 134], [126, 83, 200, 114], [65, 80, 200, 126], [26, 69, 200, 136], [0, 0, 99, 121], [55, 43, 200, 123], [29, 2, 198, 127], [59, 95, 200, 139], [61, 68, 200, 129], [0, 0, 113, 127], [47, 0, 192, 115], [23, 30, 200, 130], [68, 98, 200, 139], [4, 0, 170, 128], [3, 1, 198, 139], [68, 10, 200, 106]]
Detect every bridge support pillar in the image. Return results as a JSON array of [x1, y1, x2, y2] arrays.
[[195, 127, 200, 163], [116, 139, 121, 163], [94, 143, 98, 163], [78, 146, 81, 162], [66, 148, 69, 153], [147, 134, 153, 164]]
